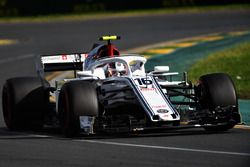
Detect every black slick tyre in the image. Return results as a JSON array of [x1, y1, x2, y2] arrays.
[[59, 81, 98, 137], [197, 73, 240, 131], [2, 77, 49, 130]]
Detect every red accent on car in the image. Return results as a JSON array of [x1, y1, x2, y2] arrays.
[[62, 55, 67, 60], [108, 43, 114, 57]]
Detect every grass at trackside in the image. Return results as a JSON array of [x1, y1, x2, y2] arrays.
[[188, 42, 250, 99], [0, 4, 250, 23]]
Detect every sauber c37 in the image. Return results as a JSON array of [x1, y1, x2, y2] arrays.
[[2, 36, 241, 137]]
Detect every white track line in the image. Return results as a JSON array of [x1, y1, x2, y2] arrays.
[[76, 139, 250, 157]]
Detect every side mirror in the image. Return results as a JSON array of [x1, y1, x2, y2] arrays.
[[77, 71, 92, 77], [154, 66, 169, 72]]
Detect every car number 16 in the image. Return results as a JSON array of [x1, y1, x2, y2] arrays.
[[134, 78, 153, 86]]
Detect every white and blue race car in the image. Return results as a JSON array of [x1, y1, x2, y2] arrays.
[[2, 36, 241, 137]]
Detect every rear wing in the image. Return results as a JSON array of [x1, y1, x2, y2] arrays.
[[40, 53, 87, 72]]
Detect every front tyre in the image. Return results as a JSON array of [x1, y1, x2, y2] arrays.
[[59, 81, 98, 137], [196, 73, 241, 131]]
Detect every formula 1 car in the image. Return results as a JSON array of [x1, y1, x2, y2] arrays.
[[2, 36, 241, 137]]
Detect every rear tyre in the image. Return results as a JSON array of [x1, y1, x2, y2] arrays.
[[197, 73, 240, 131], [59, 81, 98, 137], [2, 77, 49, 130]]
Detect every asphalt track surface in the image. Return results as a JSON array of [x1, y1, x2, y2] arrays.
[[0, 10, 250, 167]]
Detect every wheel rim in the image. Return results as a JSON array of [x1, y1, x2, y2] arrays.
[[61, 91, 71, 136]]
